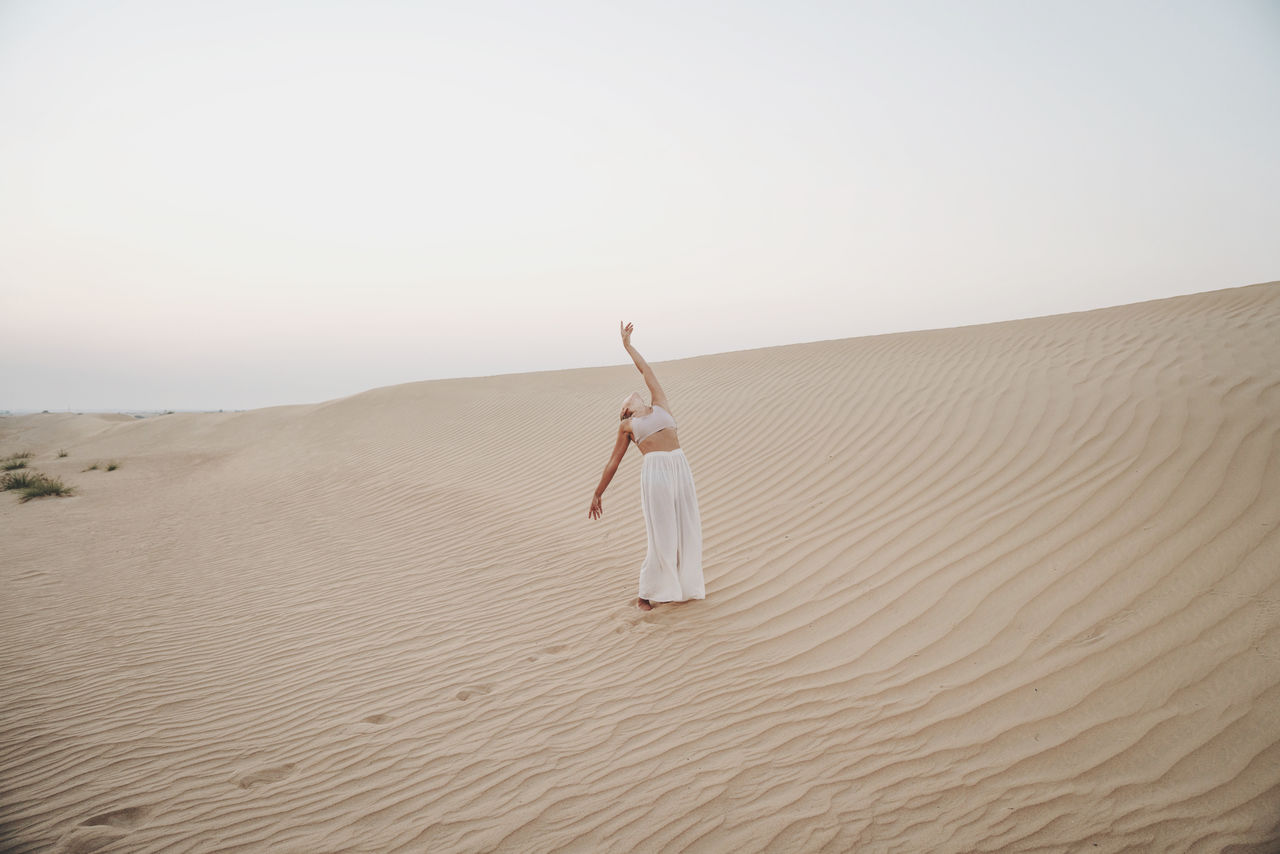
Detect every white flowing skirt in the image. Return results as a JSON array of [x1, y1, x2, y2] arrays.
[[638, 449, 705, 602]]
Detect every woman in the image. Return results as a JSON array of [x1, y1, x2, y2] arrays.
[[588, 322, 705, 611]]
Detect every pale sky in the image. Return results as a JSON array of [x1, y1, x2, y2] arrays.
[[2, 0, 1278, 411]]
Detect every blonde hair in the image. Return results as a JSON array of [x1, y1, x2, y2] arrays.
[[619, 391, 645, 420]]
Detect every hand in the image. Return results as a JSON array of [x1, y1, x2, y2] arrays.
[[588, 494, 603, 520], [620, 321, 633, 349]]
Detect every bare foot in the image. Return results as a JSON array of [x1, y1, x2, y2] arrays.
[[636, 597, 653, 611]]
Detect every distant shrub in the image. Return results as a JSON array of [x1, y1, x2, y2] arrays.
[[3, 450, 33, 469], [2, 471, 73, 502], [17, 475, 73, 502], [83, 463, 100, 471], [106, 461, 120, 471], [1, 470, 43, 490], [57, 449, 69, 458]]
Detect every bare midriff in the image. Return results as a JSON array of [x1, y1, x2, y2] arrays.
[[637, 428, 681, 454]]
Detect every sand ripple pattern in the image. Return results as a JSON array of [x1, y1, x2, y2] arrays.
[[3, 282, 1280, 852]]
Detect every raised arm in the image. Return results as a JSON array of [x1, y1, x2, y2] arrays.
[[588, 421, 631, 519], [620, 322, 669, 410]]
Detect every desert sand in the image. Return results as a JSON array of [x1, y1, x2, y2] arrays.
[[2, 282, 1279, 853]]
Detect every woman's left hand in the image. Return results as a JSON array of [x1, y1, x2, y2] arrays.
[[588, 494, 603, 520], [620, 321, 634, 348]]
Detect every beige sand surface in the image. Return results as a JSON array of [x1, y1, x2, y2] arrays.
[[3, 282, 1279, 853]]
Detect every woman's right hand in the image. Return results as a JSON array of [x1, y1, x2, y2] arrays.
[[620, 321, 634, 349], [588, 494, 603, 520]]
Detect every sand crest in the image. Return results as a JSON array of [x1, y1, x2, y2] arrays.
[[2, 282, 1279, 852]]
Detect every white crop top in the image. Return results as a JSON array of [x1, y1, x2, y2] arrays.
[[630, 404, 677, 443]]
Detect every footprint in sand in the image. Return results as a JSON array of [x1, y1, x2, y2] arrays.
[[612, 611, 647, 634], [57, 805, 153, 853], [526, 643, 570, 662], [455, 684, 492, 701], [232, 762, 296, 789], [81, 805, 152, 828], [58, 827, 127, 854], [345, 712, 394, 735]]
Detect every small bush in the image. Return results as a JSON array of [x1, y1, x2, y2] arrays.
[[6, 451, 33, 460], [2, 470, 43, 491], [2, 459, 28, 471], [57, 449, 68, 458], [2, 471, 74, 501], [18, 475, 73, 502], [106, 461, 120, 471], [83, 463, 99, 471]]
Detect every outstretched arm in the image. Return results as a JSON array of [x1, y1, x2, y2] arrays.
[[588, 422, 631, 519], [620, 322, 669, 410]]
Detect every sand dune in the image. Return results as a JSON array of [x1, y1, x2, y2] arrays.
[[3, 282, 1279, 853]]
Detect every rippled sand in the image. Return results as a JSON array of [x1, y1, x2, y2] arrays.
[[3, 282, 1279, 853]]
